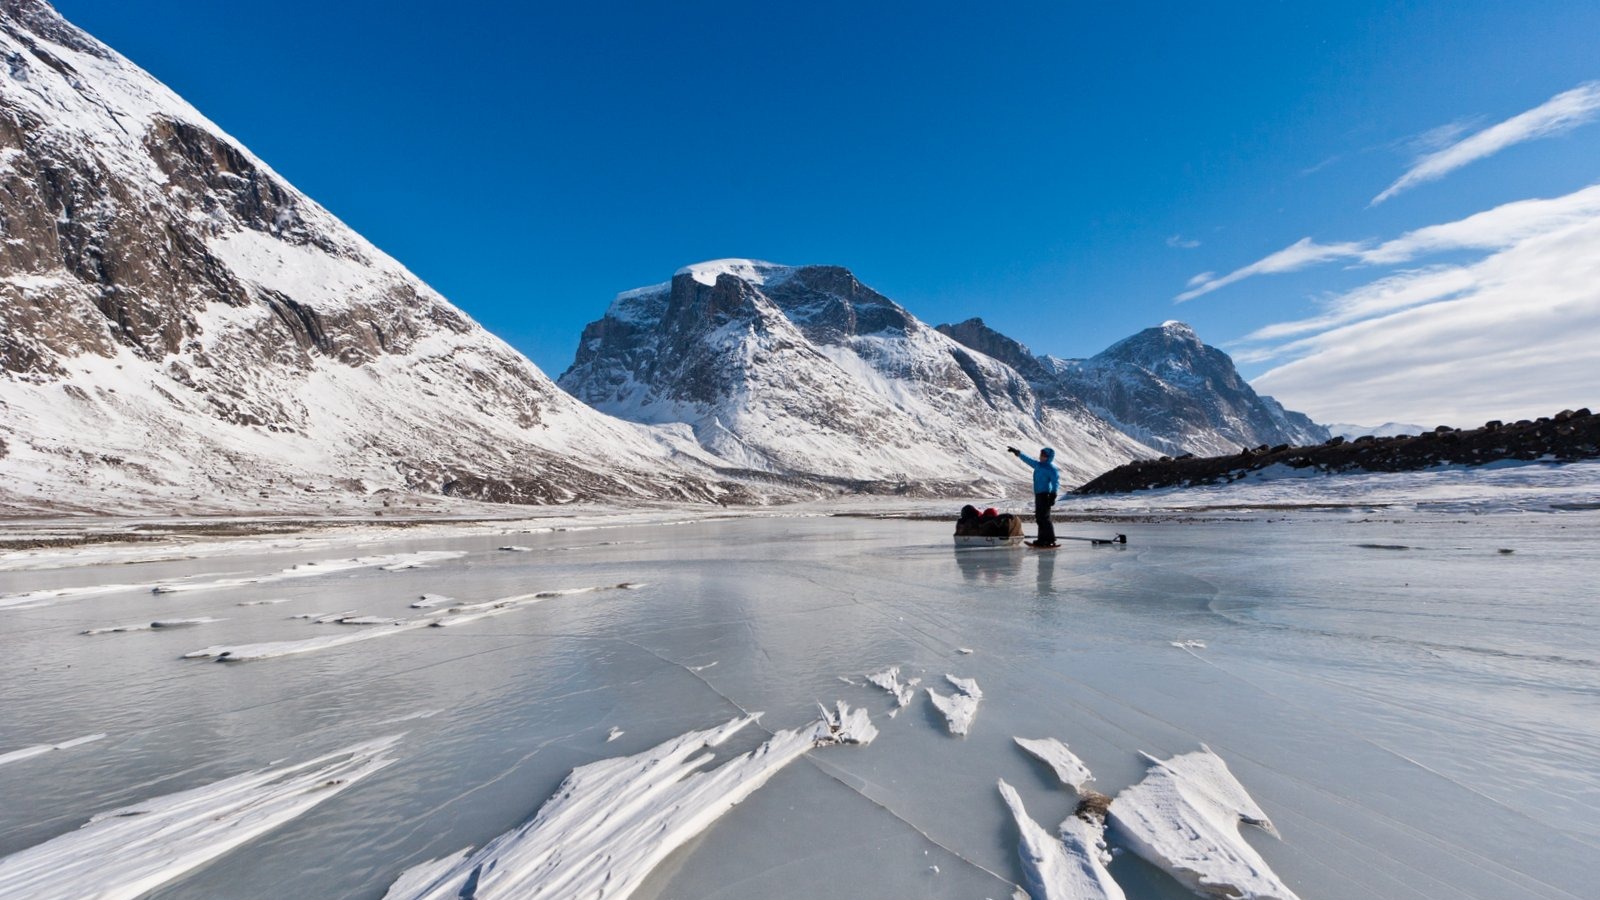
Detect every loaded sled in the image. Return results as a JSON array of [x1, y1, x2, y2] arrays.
[[953, 504, 1024, 549]]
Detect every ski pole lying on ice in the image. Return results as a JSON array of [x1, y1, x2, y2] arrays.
[[1051, 533, 1127, 545]]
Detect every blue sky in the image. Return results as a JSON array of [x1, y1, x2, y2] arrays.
[[54, 0, 1600, 425]]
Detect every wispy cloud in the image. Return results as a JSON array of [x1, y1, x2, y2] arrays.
[[1166, 234, 1201, 249], [1178, 183, 1600, 302], [1236, 185, 1600, 425], [1371, 81, 1600, 205], [1175, 237, 1366, 302]]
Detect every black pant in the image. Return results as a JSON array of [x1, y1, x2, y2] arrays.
[[1034, 492, 1056, 545]]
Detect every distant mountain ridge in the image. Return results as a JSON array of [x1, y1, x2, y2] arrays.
[[560, 260, 1155, 489], [561, 260, 1326, 490], [935, 318, 1327, 457]]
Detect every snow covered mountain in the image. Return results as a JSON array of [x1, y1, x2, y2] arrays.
[[1325, 422, 1427, 440], [0, 0, 735, 514], [938, 318, 1328, 458], [559, 260, 1154, 490]]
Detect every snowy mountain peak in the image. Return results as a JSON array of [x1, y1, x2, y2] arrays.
[[674, 259, 797, 287], [1098, 321, 1206, 366]]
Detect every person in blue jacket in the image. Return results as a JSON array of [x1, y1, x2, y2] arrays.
[[1007, 446, 1059, 547]]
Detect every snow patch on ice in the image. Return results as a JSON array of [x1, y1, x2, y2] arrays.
[[1108, 746, 1300, 900], [82, 617, 222, 635], [1015, 737, 1095, 792], [998, 779, 1125, 900], [927, 674, 983, 736], [149, 552, 465, 594], [382, 705, 871, 900], [0, 733, 106, 768], [0, 736, 398, 899], [866, 665, 919, 707]]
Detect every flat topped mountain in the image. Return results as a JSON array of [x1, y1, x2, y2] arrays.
[[0, 0, 729, 513], [560, 260, 1153, 488]]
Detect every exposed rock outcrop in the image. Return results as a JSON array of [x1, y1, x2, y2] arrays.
[[1077, 409, 1598, 494]]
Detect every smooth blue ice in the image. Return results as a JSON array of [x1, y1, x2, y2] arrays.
[[1, 512, 1596, 899]]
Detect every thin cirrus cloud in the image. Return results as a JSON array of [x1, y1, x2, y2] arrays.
[[1371, 81, 1600, 205], [1174, 237, 1366, 302], [1179, 182, 1600, 302], [1229, 183, 1600, 425]]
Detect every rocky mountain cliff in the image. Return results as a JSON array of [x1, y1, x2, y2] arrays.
[[559, 260, 1155, 490], [937, 318, 1327, 457], [0, 0, 734, 514]]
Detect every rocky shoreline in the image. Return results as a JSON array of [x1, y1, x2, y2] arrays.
[[1076, 408, 1598, 494]]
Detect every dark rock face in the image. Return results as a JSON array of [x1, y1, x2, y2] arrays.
[[1077, 409, 1599, 494], [934, 318, 1052, 383]]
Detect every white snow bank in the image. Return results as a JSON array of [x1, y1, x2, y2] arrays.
[[866, 665, 920, 707], [0, 736, 398, 900], [0, 733, 106, 768], [1108, 746, 1300, 900], [411, 594, 454, 608], [383, 704, 873, 900], [998, 780, 1124, 900], [927, 674, 983, 736], [1015, 737, 1094, 792], [82, 618, 223, 635]]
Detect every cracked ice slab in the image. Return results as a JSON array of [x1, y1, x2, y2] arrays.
[[427, 582, 644, 628], [382, 704, 874, 900], [148, 551, 466, 593], [927, 674, 982, 736], [81, 617, 224, 635], [866, 665, 919, 707], [0, 553, 467, 610], [998, 780, 1125, 900], [184, 583, 643, 660], [0, 736, 399, 900], [1108, 746, 1300, 900], [1015, 737, 1095, 792]]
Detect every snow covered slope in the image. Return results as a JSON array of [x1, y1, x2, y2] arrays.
[[559, 261, 1153, 490], [0, 0, 736, 514], [940, 318, 1328, 458]]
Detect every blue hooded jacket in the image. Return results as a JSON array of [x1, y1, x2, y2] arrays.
[[1018, 448, 1060, 494]]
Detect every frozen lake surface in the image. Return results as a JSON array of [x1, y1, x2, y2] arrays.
[[1, 508, 1597, 899]]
